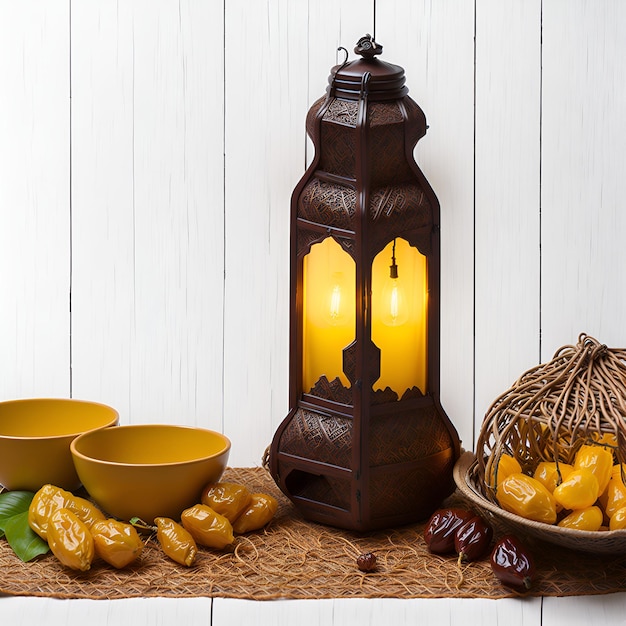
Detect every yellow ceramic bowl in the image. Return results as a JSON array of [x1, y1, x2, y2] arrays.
[[0, 398, 119, 492], [70, 424, 231, 522]]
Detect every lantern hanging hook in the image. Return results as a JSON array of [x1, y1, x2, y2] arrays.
[[329, 47, 350, 98], [336, 46, 350, 70]]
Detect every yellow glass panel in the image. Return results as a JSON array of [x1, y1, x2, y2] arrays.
[[371, 238, 427, 395], [302, 237, 356, 392]]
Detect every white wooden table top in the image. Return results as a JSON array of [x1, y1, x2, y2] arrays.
[[2, 594, 626, 626]]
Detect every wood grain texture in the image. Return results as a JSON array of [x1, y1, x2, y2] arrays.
[[541, 0, 626, 357], [0, 1, 71, 399], [213, 597, 543, 625], [70, 1, 225, 430], [473, 0, 542, 438], [222, 0, 303, 467], [0, 596, 213, 626]]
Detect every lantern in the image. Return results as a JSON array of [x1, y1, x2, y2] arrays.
[[268, 35, 461, 531]]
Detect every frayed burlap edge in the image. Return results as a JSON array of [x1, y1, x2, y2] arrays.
[[1, 466, 624, 600]]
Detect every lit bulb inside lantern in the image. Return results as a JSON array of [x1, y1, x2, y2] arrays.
[[380, 243, 409, 327], [328, 273, 346, 324]]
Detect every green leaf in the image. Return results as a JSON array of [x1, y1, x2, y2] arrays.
[[0, 490, 35, 537], [4, 511, 49, 562]]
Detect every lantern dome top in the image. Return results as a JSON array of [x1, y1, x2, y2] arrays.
[[328, 34, 408, 102]]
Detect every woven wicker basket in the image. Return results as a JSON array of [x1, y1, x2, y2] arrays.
[[457, 333, 626, 554]]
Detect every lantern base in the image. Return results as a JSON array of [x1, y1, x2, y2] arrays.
[[269, 398, 459, 531]]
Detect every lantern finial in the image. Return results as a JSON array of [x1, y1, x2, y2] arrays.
[[354, 34, 382, 59]]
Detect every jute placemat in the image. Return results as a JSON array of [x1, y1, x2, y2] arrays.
[[1, 467, 624, 600]]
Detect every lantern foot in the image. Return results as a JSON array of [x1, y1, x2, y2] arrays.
[[269, 402, 459, 531]]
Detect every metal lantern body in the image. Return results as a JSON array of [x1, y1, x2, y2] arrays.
[[269, 37, 461, 531]]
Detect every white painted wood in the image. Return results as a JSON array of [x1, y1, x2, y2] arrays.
[[213, 597, 543, 625], [541, 0, 626, 356], [222, 0, 311, 467], [543, 593, 626, 626], [377, 0, 476, 451], [70, 0, 226, 432], [0, 0, 70, 400], [0, 596, 212, 626], [473, 0, 542, 439]]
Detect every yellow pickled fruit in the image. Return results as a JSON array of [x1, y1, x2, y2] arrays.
[[28, 484, 73, 540], [91, 519, 144, 569], [232, 493, 278, 534], [592, 432, 618, 448], [533, 461, 574, 493], [486, 454, 522, 489], [181, 504, 234, 549], [553, 468, 599, 511], [65, 495, 106, 530], [155, 517, 198, 567], [28, 484, 106, 540], [599, 465, 626, 519], [609, 506, 626, 530], [574, 444, 613, 494], [47, 508, 94, 571], [557, 506, 603, 531], [200, 482, 252, 523], [497, 473, 557, 524]]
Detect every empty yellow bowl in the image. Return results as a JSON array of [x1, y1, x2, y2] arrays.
[[0, 398, 119, 492], [70, 424, 231, 522]]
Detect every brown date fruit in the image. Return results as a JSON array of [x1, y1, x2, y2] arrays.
[[490, 534, 536, 590], [424, 508, 475, 554], [454, 515, 493, 562], [356, 552, 377, 572]]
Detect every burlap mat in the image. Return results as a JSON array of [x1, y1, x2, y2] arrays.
[[1, 467, 624, 600]]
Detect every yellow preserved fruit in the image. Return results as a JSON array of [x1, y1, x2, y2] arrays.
[[599, 465, 626, 519], [574, 444, 613, 494], [28, 484, 73, 540], [200, 482, 252, 523], [553, 468, 599, 511], [28, 484, 106, 540], [592, 432, 618, 448], [497, 473, 557, 524], [486, 454, 522, 489], [65, 495, 106, 530], [181, 504, 234, 549], [557, 506, 603, 531], [232, 493, 278, 534], [155, 517, 198, 567], [533, 461, 574, 493], [609, 506, 626, 531], [47, 508, 94, 572], [91, 519, 144, 569]]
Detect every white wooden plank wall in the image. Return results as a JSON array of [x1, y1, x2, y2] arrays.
[[2, 1, 626, 624]]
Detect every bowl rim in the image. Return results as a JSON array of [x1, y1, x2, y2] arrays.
[[70, 423, 231, 468], [0, 397, 119, 441]]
